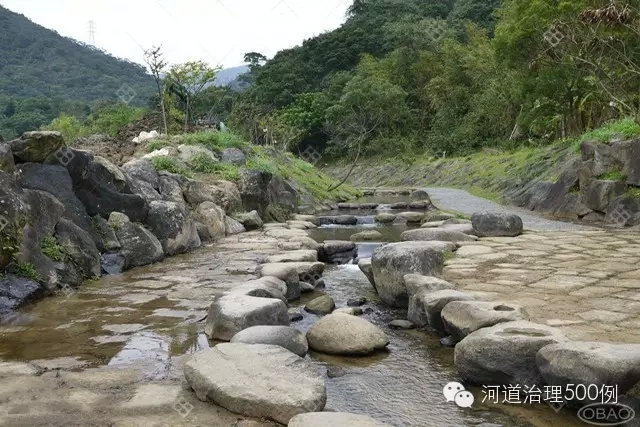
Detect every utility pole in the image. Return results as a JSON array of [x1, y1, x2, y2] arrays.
[[87, 20, 96, 46]]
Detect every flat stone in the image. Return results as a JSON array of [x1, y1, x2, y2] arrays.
[[230, 325, 309, 357], [0, 361, 39, 377], [122, 383, 182, 408], [334, 307, 363, 316], [266, 250, 318, 263], [409, 289, 477, 331], [102, 324, 148, 334], [289, 412, 392, 427], [577, 310, 630, 323], [529, 275, 599, 291], [389, 319, 415, 329], [401, 228, 475, 242], [441, 300, 529, 341], [184, 344, 326, 424]]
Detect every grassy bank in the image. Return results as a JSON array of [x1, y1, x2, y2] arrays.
[[140, 131, 360, 205], [325, 118, 640, 203]]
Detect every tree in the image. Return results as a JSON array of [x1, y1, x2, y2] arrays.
[[165, 61, 221, 131], [244, 52, 268, 71], [144, 45, 169, 135]]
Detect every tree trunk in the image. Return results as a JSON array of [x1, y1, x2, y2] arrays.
[[327, 137, 363, 192], [184, 97, 189, 132]]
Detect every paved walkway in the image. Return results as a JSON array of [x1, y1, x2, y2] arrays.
[[425, 187, 597, 231], [444, 230, 640, 344]]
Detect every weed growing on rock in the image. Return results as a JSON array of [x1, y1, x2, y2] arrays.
[[599, 170, 627, 181], [41, 236, 65, 262], [13, 263, 40, 282], [151, 156, 190, 176]]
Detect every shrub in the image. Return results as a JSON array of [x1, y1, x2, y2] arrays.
[[151, 156, 189, 176], [41, 236, 65, 261]]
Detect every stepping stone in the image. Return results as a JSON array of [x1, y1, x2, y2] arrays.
[[305, 295, 335, 315], [204, 294, 289, 341], [184, 343, 326, 424], [471, 211, 523, 237], [306, 313, 389, 355], [266, 250, 318, 263], [374, 213, 396, 224], [441, 300, 529, 341], [408, 289, 476, 330], [401, 228, 475, 242], [231, 325, 309, 357]]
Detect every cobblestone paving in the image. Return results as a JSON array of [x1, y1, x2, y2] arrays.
[[443, 230, 640, 343]]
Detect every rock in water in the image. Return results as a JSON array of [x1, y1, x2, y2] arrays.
[[410, 289, 476, 331], [371, 241, 456, 307], [536, 342, 640, 403], [230, 325, 309, 357], [204, 294, 290, 341], [471, 212, 523, 237], [374, 213, 396, 224], [306, 313, 389, 355], [357, 258, 375, 289], [454, 321, 566, 386], [305, 295, 335, 315], [289, 412, 392, 427], [350, 230, 383, 242], [441, 300, 529, 342], [184, 344, 326, 424], [400, 228, 475, 242]]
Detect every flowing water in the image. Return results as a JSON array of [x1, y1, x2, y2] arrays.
[[0, 197, 585, 426]]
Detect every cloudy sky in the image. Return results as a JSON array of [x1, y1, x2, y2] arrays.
[[0, 0, 352, 68]]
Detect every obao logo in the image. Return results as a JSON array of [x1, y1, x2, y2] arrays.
[[577, 403, 635, 426]]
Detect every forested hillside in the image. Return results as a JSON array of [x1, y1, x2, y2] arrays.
[[227, 0, 640, 161], [0, 5, 155, 139]]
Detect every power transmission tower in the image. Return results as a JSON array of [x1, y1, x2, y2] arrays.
[[87, 20, 96, 46]]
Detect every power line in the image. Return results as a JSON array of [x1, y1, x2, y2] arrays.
[[87, 20, 96, 46]]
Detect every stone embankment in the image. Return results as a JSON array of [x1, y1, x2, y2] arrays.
[[0, 131, 298, 317]]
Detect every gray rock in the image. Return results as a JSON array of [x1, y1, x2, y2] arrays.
[[0, 275, 44, 317], [374, 213, 397, 223], [108, 212, 164, 269], [121, 158, 159, 189], [195, 201, 227, 240], [334, 307, 363, 316], [267, 250, 318, 263], [305, 295, 335, 315], [455, 321, 566, 386], [401, 228, 475, 242], [289, 412, 391, 427], [442, 223, 475, 235], [389, 320, 415, 330], [92, 156, 130, 193], [157, 175, 185, 205], [204, 294, 290, 341], [403, 274, 455, 298], [389, 202, 408, 209], [408, 200, 433, 210], [10, 131, 64, 163], [300, 281, 315, 293], [396, 212, 424, 223], [224, 216, 246, 235], [259, 263, 301, 301], [287, 220, 317, 230], [335, 215, 358, 225], [320, 240, 357, 264], [54, 218, 101, 278], [93, 216, 120, 251], [293, 214, 317, 225], [221, 148, 247, 165], [371, 241, 456, 308], [230, 325, 308, 357], [0, 143, 15, 173], [411, 189, 429, 200], [442, 300, 529, 342], [423, 212, 455, 222], [610, 139, 640, 186], [337, 202, 356, 209], [307, 313, 389, 355], [536, 342, 640, 402], [350, 230, 383, 242], [359, 203, 379, 209], [184, 344, 326, 424], [347, 297, 367, 307], [582, 179, 627, 212], [146, 200, 200, 255], [471, 212, 523, 237], [234, 210, 263, 230], [358, 258, 375, 289], [195, 222, 211, 242], [101, 253, 125, 275], [239, 170, 298, 220], [177, 144, 218, 166], [410, 289, 476, 331]]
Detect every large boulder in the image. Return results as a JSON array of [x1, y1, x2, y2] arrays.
[[92, 156, 130, 192], [230, 325, 308, 357], [441, 300, 529, 342], [401, 228, 475, 242], [182, 179, 242, 215], [319, 240, 357, 264], [194, 202, 227, 240], [454, 321, 566, 386], [409, 289, 476, 331], [157, 174, 186, 205], [146, 200, 201, 255], [204, 293, 290, 341], [371, 241, 456, 307], [396, 212, 424, 223], [10, 131, 64, 163], [536, 342, 640, 403], [471, 212, 523, 237], [609, 139, 640, 186], [16, 163, 99, 246], [121, 158, 159, 188], [239, 170, 298, 220], [581, 179, 627, 212], [289, 412, 391, 427], [234, 210, 263, 230], [108, 212, 164, 269], [221, 147, 247, 165], [334, 215, 358, 225], [184, 344, 326, 424], [0, 143, 15, 173], [357, 258, 375, 289], [0, 275, 44, 318], [177, 144, 218, 166], [306, 313, 389, 355], [54, 218, 101, 278]]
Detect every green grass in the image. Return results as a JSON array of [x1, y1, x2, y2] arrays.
[[146, 139, 171, 152], [191, 154, 241, 181], [41, 236, 65, 262], [246, 155, 280, 176], [151, 156, 190, 176], [625, 187, 640, 199], [599, 170, 627, 181], [179, 131, 247, 151], [571, 117, 640, 152], [14, 263, 40, 282]]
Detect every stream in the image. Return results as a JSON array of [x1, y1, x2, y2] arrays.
[[0, 194, 586, 426]]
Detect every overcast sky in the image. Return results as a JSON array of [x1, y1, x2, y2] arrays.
[[0, 0, 352, 69]]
